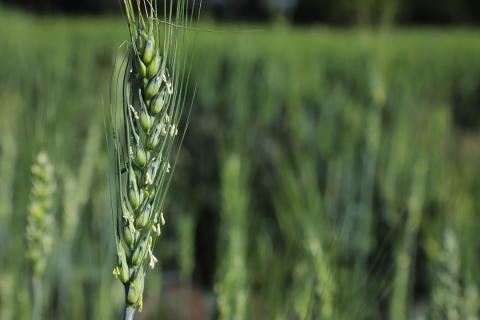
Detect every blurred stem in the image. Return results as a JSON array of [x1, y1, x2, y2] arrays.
[[32, 276, 43, 320], [390, 160, 426, 320]]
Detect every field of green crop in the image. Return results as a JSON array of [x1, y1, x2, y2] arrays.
[[1, 7, 480, 319]]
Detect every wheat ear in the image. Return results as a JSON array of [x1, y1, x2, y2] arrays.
[[110, 0, 195, 318], [25, 151, 56, 320]]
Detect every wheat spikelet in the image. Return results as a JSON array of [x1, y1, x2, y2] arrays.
[[109, 0, 197, 317]]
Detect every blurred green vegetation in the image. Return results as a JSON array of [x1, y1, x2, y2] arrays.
[[0, 7, 480, 320]]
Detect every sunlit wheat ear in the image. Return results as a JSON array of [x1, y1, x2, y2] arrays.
[[109, 0, 197, 318], [26, 151, 56, 277]]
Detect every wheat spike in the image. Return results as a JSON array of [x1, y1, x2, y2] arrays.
[[110, 0, 196, 317], [26, 152, 56, 277], [25, 151, 56, 320]]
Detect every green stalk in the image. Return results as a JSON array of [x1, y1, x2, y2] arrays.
[[123, 306, 135, 320], [32, 276, 43, 320]]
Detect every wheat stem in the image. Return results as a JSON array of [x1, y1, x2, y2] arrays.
[[32, 276, 43, 320], [123, 305, 135, 320]]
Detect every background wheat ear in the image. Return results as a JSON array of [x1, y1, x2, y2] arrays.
[[25, 151, 57, 320], [109, 0, 197, 318]]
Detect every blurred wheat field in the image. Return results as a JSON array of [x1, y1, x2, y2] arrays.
[[1, 7, 480, 320]]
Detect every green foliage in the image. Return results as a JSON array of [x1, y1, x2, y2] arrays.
[[0, 8, 480, 319]]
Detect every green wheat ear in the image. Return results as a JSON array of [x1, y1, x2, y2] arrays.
[[109, 0, 198, 318], [26, 151, 56, 277], [25, 151, 56, 320]]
